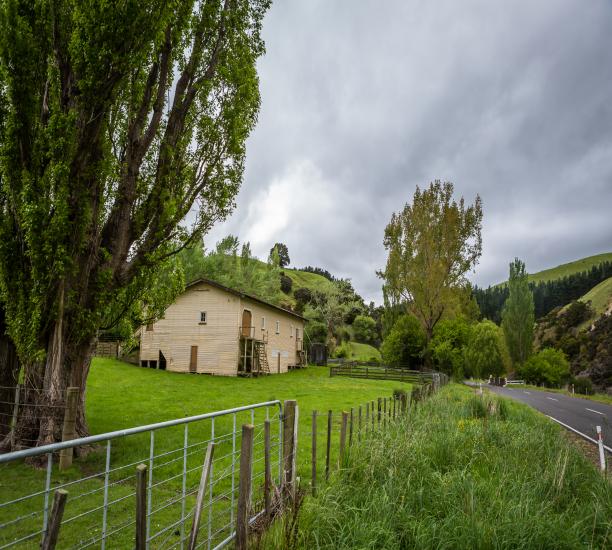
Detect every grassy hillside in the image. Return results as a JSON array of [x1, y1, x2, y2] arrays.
[[262, 385, 612, 548], [527, 252, 612, 284], [579, 276, 612, 316], [349, 342, 382, 362], [283, 267, 335, 307]]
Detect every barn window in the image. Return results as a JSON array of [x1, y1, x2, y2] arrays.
[[275, 321, 280, 334], [200, 311, 207, 324], [261, 316, 266, 330], [290, 324, 294, 338]]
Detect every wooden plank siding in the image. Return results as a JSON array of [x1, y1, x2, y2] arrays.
[[139, 281, 304, 376], [239, 296, 304, 374]]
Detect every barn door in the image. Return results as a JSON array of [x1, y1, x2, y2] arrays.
[[189, 346, 198, 373], [241, 309, 252, 338]]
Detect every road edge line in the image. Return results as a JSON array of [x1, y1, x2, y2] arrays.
[[547, 415, 612, 454]]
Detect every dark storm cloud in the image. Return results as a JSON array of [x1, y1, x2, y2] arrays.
[[206, 0, 612, 302]]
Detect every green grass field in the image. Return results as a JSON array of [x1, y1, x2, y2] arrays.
[[262, 384, 612, 549], [0, 359, 404, 548]]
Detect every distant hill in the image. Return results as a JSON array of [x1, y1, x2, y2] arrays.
[[573, 276, 612, 330], [527, 253, 612, 285], [284, 268, 335, 301]]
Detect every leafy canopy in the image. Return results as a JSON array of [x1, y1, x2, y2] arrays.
[[381, 180, 482, 340]]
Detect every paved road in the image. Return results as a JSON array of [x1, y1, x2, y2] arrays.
[[482, 384, 612, 452]]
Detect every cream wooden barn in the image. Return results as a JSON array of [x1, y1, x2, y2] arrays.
[[139, 279, 306, 376]]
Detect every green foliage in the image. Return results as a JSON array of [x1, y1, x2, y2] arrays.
[[380, 314, 425, 368], [332, 341, 351, 359], [501, 258, 535, 366], [572, 376, 593, 395], [179, 236, 282, 305], [381, 180, 483, 343], [0, 0, 271, 384], [352, 315, 377, 345], [429, 317, 472, 378], [279, 273, 292, 294], [463, 320, 510, 378], [269, 242, 290, 267], [305, 320, 327, 345], [519, 348, 570, 387]]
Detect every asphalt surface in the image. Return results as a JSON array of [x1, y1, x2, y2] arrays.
[[481, 384, 612, 452]]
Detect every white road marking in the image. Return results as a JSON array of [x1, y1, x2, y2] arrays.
[[546, 397, 558, 401], [523, 391, 530, 395], [547, 415, 612, 453], [586, 408, 606, 416]]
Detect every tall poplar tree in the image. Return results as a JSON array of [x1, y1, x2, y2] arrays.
[[380, 181, 483, 359], [0, 0, 271, 449], [501, 258, 535, 366]]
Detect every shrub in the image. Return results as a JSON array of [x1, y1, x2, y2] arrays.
[[280, 273, 293, 294], [380, 315, 425, 368], [305, 321, 327, 344], [520, 348, 570, 387], [352, 315, 377, 345], [333, 341, 351, 359], [429, 318, 472, 378], [294, 287, 312, 305], [572, 376, 593, 395]]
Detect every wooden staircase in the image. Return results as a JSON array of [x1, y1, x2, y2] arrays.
[[296, 350, 306, 368], [253, 340, 270, 375]]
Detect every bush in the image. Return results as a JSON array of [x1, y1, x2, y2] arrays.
[[305, 321, 327, 344], [352, 315, 377, 345], [332, 341, 351, 359], [380, 315, 425, 368], [280, 273, 293, 294], [520, 348, 570, 387], [294, 287, 312, 305], [572, 376, 593, 395]]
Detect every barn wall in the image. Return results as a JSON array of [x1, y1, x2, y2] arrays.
[[140, 282, 240, 375], [239, 297, 305, 373]]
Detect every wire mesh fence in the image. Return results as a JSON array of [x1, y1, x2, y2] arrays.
[[0, 370, 449, 548], [0, 401, 282, 549]]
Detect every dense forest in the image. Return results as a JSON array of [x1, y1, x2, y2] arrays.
[[474, 261, 612, 322]]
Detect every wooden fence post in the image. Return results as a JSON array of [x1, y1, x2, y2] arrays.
[[383, 398, 387, 428], [349, 408, 354, 446], [358, 405, 362, 441], [188, 443, 215, 550], [339, 412, 348, 466], [236, 424, 254, 550], [377, 398, 382, 428], [282, 400, 297, 495], [264, 420, 272, 514], [59, 387, 79, 470], [325, 410, 332, 481], [365, 403, 369, 436], [41, 489, 68, 550], [393, 396, 396, 419], [311, 411, 317, 496], [135, 464, 147, 550], [371, 400, 375, 431]]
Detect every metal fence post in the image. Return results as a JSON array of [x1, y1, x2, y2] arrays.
[[339, 411, 348, 467], [325, 410, 332, 481], [282, 400, 297, 493], [311, 411, 317, 496]]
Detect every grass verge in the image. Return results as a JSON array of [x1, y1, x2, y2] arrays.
[[261, 384, 612, 549]]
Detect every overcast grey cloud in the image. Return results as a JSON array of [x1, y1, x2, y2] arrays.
[[206, 0, 612, 303]]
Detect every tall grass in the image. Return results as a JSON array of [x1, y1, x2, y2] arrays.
[[262, 385, 612, 549]]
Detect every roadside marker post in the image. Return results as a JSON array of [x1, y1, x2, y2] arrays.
[[596, 426, 606, 472]]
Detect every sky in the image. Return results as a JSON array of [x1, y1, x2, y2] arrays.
[[206, 0, 612, 304]]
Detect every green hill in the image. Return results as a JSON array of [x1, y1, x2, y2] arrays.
[[527, 252, 612, 284], [572, 276, 612, 330]]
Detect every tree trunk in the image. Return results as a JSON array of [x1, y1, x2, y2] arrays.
[[1, 302, 96, 453], [0, 312, 21, 442]]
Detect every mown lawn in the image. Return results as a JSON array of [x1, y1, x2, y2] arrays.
[[262, 384, 612, 549], [1, 359, 404, 548]]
